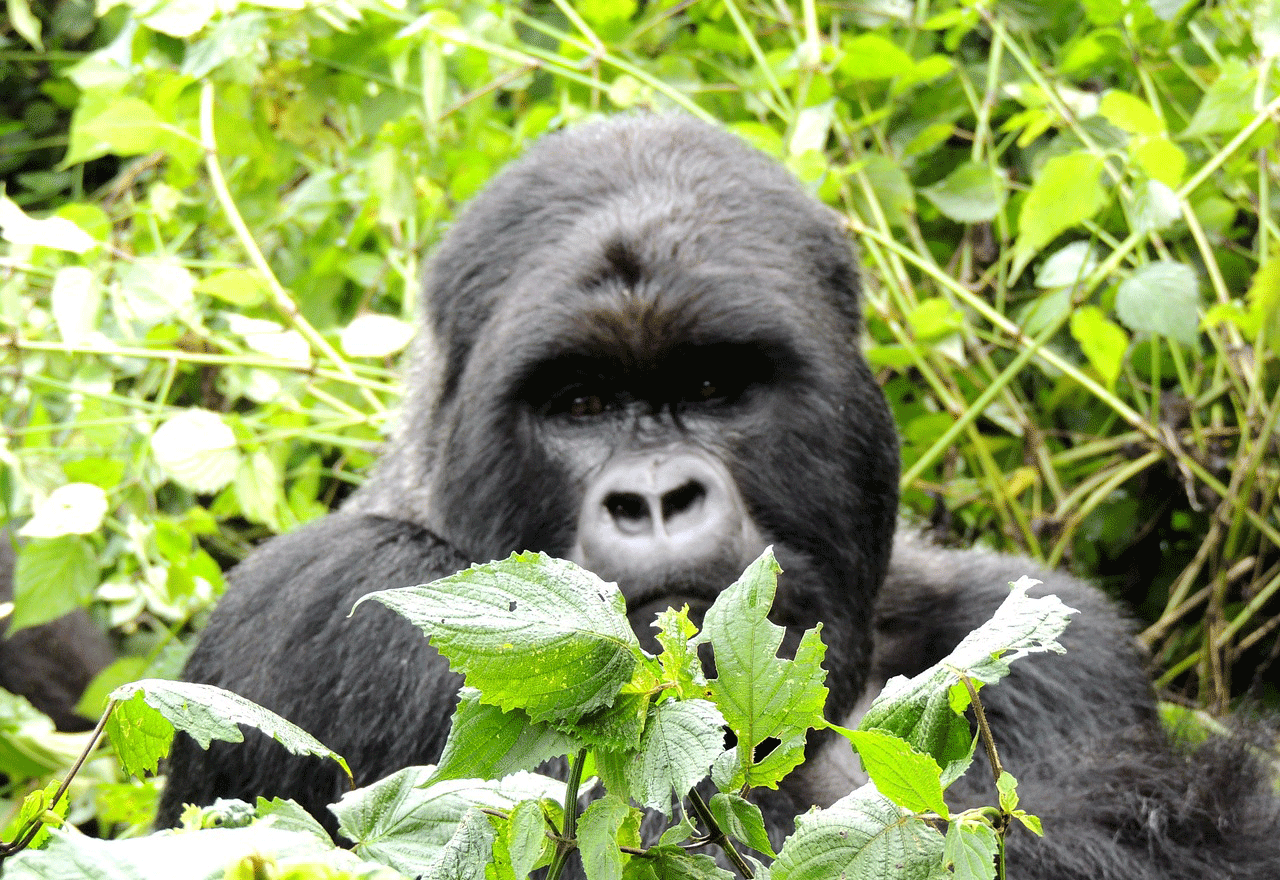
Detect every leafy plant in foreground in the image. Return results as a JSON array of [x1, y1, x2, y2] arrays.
[[1, 550, 1073, 880]]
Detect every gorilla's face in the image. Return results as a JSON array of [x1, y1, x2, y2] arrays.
[[391, 117, 900, 715]]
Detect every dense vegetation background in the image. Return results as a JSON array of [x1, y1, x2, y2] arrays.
[[1, 0, 1277, 836]]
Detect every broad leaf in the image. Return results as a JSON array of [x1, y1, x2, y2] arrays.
[[856, 579, 1075, 783], [771, 784, 945, 880], [106, 680, 349, 781], [333, 766, 566, 875], [1115, 261, 1201, 344], [359, 553, 642, 725], [693, 550, 828, 791]]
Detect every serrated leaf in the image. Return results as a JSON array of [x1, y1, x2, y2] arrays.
[[693, 550, 828, 791], [771, 784, 945, 880], [151, 408, 241, 494], [106, 680, 350, 781], [708, 792, 775, 857], [333, 766, 566, 874], [432, 688, 575, 782], [846, 729, 948, 818], [944, 820, 999, 880], [505, 799, 551, 880], [857, 579, 1075, 784], [358, 553, 641, 725], [421, 809, 495, 880], [625, 699, 725, 814], [2, 823, 367, 880], [654, 605, 705, 698], [1013, 152, 1107, 276], [10, 536, 97, 633], [579, 795, 635, 880], [1115, 261, 1201, 344], [1069, 305, 1128, 390], [634, 845, 735, 880], [921, 162, 1005, 223]]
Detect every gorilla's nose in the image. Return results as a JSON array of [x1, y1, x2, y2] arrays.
[[572, 452, 757, 587]]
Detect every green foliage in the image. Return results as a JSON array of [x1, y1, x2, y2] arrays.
[[1, 0, 1278, 843], [3, 552, 1074, 880]]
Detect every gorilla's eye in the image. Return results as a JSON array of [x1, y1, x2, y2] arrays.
[[696, 379, 719, 400], [568, 393, 606, 418]]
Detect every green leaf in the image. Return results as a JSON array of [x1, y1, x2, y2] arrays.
[[1115, 260, 1201, 344], [693, 550, 828, 791], [1099, 90, 1164, 135], [0, 196, 97, 253], [341, 314, 416, 358], [628, 845, 735, 880], [771, 784, 945, 880], [653, 605, 705, 698], [66, 97, 166, 164], [432, 689, 575, 782], [1013, 152, 1107, 276], [50, 267, 102, 345], [151, 408, 241, 494], [2, 823, 367, 880], [921, 162, 1005, 223], [503, 799, 551, 880], [708, 792, 776, 857], [846, 729, 948, 818], [1035, 241, 1098, 289], [1183, 58, 1256, 138], [857, 579, 1076, 784], [1069, 305, 1129, 390], [333, 766, 565, 875], [5, 0, 42, 50], [9, 536, 97, 633], [420, 809, 495, 880], [114, 256, 197, 332], [1131, 178, 1181, 235], [19, 483, 108, 539], [105, 680, 350, 781], [579, 795, 636, 880], [622, 699, 725, 814], [839, 33, 917, 80], [358, 553, 641, 726], [907, 298, 965, 342], [194, 269, 270, 307], [944, 819, 999, 880]]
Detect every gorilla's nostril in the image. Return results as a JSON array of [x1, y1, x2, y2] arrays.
[[605, 492, 650, 528], [661, 481, 706, 522]]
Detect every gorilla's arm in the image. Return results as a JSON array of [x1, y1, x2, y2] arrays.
[[155, 513, 466, 834], [874, 534, 1280, 880]]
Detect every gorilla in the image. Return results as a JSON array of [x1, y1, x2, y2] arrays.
[[157, 116, 1280, 878]]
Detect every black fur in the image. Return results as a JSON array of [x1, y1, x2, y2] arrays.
[[158, 117, 1280, 878]]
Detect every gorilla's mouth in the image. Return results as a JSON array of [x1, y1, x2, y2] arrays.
[[624, 585, 719, 650]]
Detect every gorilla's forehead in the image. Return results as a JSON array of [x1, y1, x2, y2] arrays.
[[426, 116, 862, 370]]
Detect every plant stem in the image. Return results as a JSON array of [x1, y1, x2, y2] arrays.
[[546, 748, 588, 880], [687, 790, 753, 878]]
